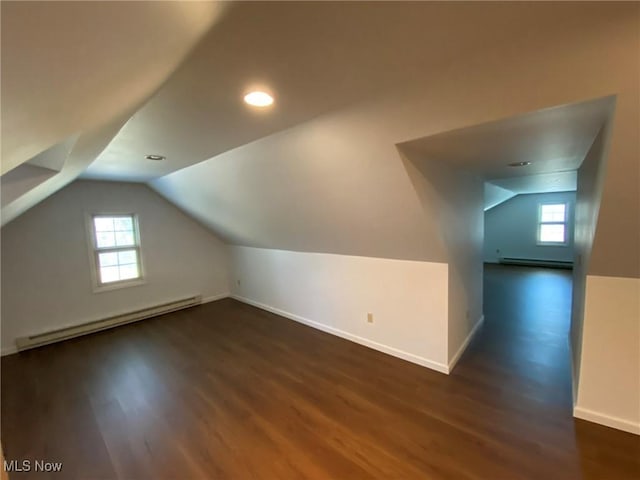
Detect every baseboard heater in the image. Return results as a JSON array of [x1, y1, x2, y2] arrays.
[[499, 257, 573, 269], [15, 295, 202, 352]]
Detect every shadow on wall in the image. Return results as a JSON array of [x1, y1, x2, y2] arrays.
[[571, 118, 617, 407], [397, 144, 484, 363]]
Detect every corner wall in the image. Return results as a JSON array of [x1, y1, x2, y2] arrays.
[[226, 146, 485, 375], [0, 180, 230, 354], [571, 126, 611, 396], [571, 123, 640, 434], [400, 150, 484, 368], [230, 246, 450, 372]]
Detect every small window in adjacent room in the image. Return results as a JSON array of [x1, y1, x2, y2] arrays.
[[538, 203, 567, 245], [90, 214, 142, 286]]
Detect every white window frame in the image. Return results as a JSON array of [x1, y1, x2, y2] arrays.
[[537, 203, 569, 246], [86, 213, 145, 292]]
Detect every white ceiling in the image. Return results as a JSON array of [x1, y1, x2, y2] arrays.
[[400, 96, 613, 181], [483, 171, 578, 211], [0, 1, 624, 235], [484, 183, 517, 212], [1, 165, 57, 207], [26, 135, 78, 173], [489, 171, 577, 195], [79, 1, 563, 182], [399, 96, 613, 208], [1, 114, 133, 226], [1, 0, 224, 175]]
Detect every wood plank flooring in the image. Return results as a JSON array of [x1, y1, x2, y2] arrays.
[[2, 265, 639, 479]]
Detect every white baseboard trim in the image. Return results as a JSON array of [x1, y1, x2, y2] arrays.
[[1, 293, 228, 357], [201, 292, 231, 304], [1, 345, 18, 357], [574, 406, 640, 435], [231, 294, 449, 374], [448, 314, 485, 372]]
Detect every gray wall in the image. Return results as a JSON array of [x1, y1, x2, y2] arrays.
[[571, 125, 610, 395], [1, 180, 230, 354], [150, 3, 639, 281], [484, 192, 576, 263], [401, 151, 484, 363]]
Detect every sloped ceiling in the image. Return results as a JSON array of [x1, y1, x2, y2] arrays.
[[149, 93, 613, 261], [1, 1, 223, 174], [483, 171, 579, 211], [489, 171, 578, 196], [2, 1, 637, 277], [399, 97, 612, 210], [484, 184, 517, 212], [25, 135, 78, 172], [2, 135, 78, 207], [147, 1, 630, 263], [1, 114, 133, 226], [0, 1, 225, 223], [81, 1, 564, 182], [401, 97, 612, 180], [1, 1, 583, 225]]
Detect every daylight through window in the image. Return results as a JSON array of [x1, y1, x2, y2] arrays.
[[538, 204, 567, 244], [92, 215, 142, 284]]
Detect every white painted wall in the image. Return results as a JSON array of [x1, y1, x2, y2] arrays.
[[399, 152, 484, 366], [574, 275, 640, 434], [1, 180, 230, 354], [228, 154, 484, 374], [484, 192, 576, 264], [230, 246, 450, 372]]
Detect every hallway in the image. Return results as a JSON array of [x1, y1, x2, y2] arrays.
[[453, 264, 639, 478], [474, 264, 574, 410]]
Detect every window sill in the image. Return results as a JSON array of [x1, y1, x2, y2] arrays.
[[536, 242, 569, 247], [93, 278, 146, 294]]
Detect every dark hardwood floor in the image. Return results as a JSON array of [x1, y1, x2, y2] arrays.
[[2, 265, 639, 479]]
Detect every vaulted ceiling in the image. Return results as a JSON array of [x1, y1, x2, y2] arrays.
[[1, 1, 224, 174], [1, 1, 637, 275], [399, 96, 613, 209], [1, 0, 225, 224], [3, 2, 610, 183], [79, 1, 558, 182]]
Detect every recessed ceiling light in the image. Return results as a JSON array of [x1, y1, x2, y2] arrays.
[[508, 161, 531, 167], [244, 91, 274, 107], [146, 154, 165, 161]]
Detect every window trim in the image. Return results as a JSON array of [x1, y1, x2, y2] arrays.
[[85, 212, 146, 293], [537, 202, 569, 246]]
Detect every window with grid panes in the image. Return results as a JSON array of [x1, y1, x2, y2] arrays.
[[538, 204, 567, 244], [91, 215, 142, 285]]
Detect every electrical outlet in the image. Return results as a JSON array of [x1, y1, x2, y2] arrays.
[[367, 313, 374, 323]]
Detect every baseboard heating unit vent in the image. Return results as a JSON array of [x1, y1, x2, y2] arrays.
[[16, 295, 202, 352], [499, 257, 573, 269]]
